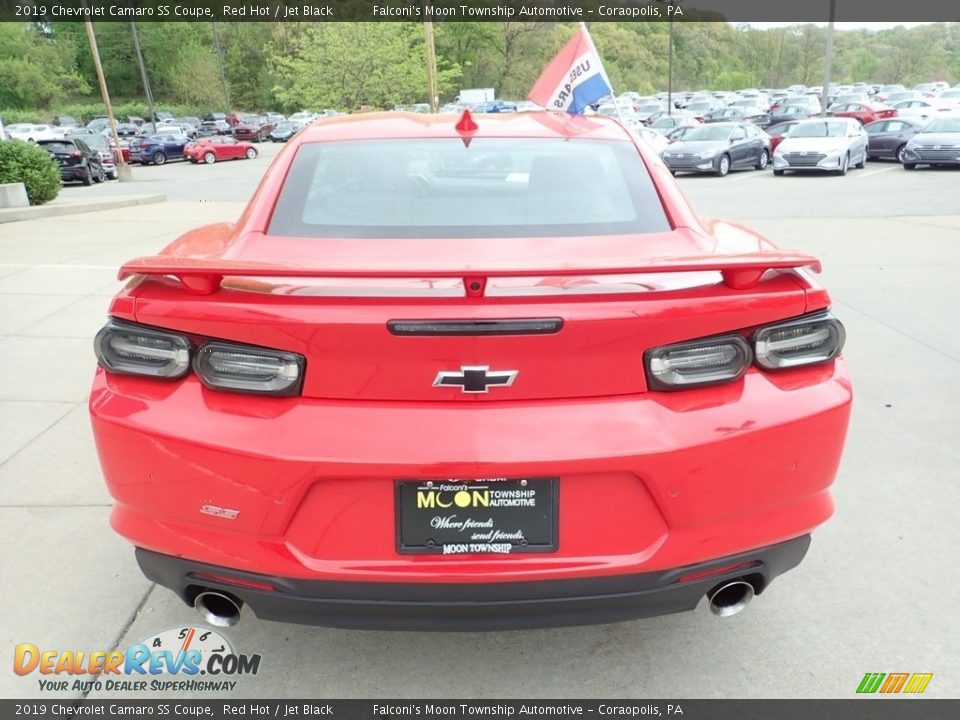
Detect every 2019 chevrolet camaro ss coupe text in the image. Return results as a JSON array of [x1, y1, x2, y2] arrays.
[[90, 111, 852, 631]]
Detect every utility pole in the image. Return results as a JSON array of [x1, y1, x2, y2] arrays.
[[212, 22, 231, 109], [84, 19, 132, 182], [820, 0, 837, 117], [667, 10, 674, 116], [423, 1, 438, 111], [425, 22, 438, 112], [130, 22, 157, 126]]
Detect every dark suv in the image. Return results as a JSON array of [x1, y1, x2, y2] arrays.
[[232, 116, 274, 143], [37, 138, 105, 185]]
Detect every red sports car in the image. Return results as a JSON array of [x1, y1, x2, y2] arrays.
[[829, 102, 896, 125], [184, 136, 258, 164], [90, 111, 852, 630]]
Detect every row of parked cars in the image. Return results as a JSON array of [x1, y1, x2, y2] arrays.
[[650, 114, 960, 177], [594, 81, 960, 176], [0, 109, 345, 185]]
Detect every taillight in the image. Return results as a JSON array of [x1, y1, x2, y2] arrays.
[[193, 341, 304, 396], [644, 311, 846, 390], [94, 320, 305, 396], [753, 311, 845, 369], [94, 320, 191, 378], [645, 335, 752, 390]]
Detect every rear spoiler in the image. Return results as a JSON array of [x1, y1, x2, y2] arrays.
[[118, 251, 822, 296]]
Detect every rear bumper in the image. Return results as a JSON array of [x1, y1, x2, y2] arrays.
[[59, 166, 88, 181], [664, 160, 719, 174], [137, 535, 811, 630], [91, 360, 851, 590]]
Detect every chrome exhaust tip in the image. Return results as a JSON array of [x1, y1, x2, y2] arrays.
[[707, 580, 755, 618], [194, 590, 243, 627]]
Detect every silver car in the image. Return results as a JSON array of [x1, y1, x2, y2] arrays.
[[772, 117, 868, 176], [901, 115, 960, 170]]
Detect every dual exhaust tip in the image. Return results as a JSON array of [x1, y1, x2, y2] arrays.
[[192, 579, 756, 626], [194, 590, 243, 627], [707, 579, 756, 617]]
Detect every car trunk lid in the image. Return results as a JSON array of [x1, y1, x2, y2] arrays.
[[120, 227, 819, 402]]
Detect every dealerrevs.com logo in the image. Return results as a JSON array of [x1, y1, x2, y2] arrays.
[[856, 672, 933, 694], [14, 626, 261, 693]]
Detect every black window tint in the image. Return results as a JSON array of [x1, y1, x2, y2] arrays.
[[39, 141, 76, 153]]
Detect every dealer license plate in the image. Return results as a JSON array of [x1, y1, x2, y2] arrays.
[[396, 477, 558, 555]]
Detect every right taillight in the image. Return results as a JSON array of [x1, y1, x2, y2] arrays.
[[644, 311, 846, 391], [753, 311, 846, 369]]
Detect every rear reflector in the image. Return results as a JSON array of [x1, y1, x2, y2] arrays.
[[677, 561, 758, 584], [191, 572, 275, 593]]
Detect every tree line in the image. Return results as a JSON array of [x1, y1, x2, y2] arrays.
[[1, 21, 958, 115]]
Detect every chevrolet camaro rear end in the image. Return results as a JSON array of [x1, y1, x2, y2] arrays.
[[90, 112, 852, 630]]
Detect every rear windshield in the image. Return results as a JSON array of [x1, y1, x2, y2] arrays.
[[79, 135, 108, 149], [267, 138, 670, 239], [791, 121, 850, 138], [39, 141, 75, 153], [684, 126, 735, 141]]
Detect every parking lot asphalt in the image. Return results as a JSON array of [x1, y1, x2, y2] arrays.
[[1, 147, 958, 699]]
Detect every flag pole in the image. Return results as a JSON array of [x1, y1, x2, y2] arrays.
[[579, 22, 626, 124]]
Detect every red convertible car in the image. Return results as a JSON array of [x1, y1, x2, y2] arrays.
[[184, 136, 258, 164], [90, 112, 852, 630]]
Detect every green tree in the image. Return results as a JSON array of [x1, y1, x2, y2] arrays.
[[270, 23, 460, 111], [0, 23, 89, 109]]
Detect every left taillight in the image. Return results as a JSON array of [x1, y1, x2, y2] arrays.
[[645, 335, 752, 390], [94, 320, 305, 396], [94, 320, 191, 379]]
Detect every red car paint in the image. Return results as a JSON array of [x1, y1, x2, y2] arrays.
[[184, 137, 257, 164], [829, 102, 897, 125], [90, 112, 852, 629], [766, 121, 801, 152]]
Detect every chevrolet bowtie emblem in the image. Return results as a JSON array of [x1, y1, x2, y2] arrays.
[[433, 366, 518, 393]]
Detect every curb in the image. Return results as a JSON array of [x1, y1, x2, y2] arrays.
[[0, 194, 167, 224]]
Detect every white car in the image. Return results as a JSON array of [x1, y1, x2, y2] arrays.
[[6, 124, 62, 142], [288, 112, 317, 125], [935, 89, 960, 107], [772, 117, 868, 176], [892, 99, 953, 122], [631, 126, 670, 155]]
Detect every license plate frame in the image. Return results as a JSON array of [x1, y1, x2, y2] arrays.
[[395, 477, 559, 556]]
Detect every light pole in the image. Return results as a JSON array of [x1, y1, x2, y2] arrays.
[[211, 22, 231, 109], [84, 19, 132, 182], [130, 22, 157, 126], [423, 1, 439, 111], [668, 11, 674, 116], [820, 0, 837, 117]]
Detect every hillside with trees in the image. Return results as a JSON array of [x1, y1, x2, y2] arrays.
[[1, 21, 957, 117]]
